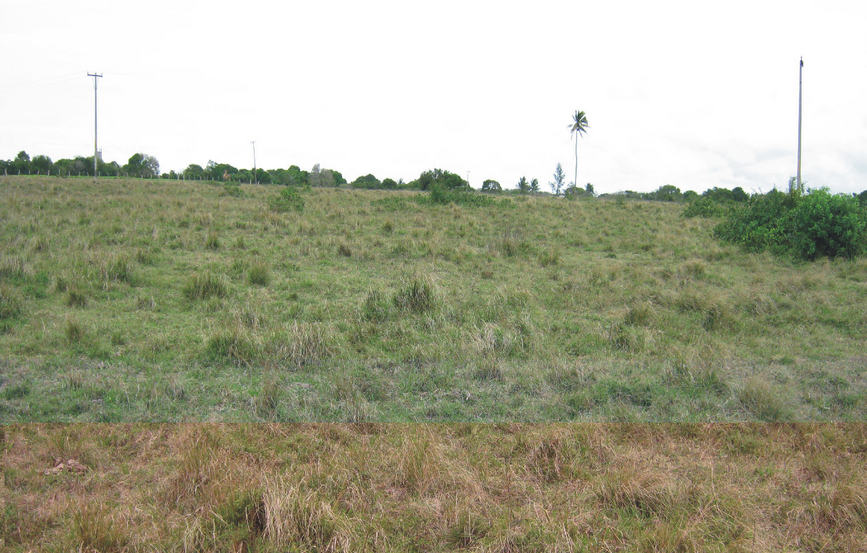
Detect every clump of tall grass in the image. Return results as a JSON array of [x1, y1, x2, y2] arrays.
[[184, 271, 228, 300], [0, 255, 33, 280], [71, 503, 129, 552], [65, 288, 87, 308], [624, 301, 655, 327], [537, 248, 560, 267], [93, 254, 133, 288], [205, 230, 220, 250], [265, 322, 333, 368], [64, 318, 85, 344], [392, 277, 437, 313], [247, 262, 271, 287], [205, 327, 259, 365], [361, 289, 389, 322], [738, 377, 789, 421], [262, 477, 351, 550], [0, 285, 23, 321]]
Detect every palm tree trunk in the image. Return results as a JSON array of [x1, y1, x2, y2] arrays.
[[574, 135, 578, 188]]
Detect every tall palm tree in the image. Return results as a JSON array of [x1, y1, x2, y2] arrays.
[[569, 110, 589, 189]]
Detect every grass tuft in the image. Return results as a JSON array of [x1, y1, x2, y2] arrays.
[[205, 230, 220, 250], [64, 318, 85, 344], [738, 377, 789, 421], [0, 285, 23, 320], [65, 288, 87, 308], [247, 262, 271, 287], [393, 277, 437, 313], [71, 503, 128, 552], [184, 271, 228, 301], [266, 322, 333, 369]]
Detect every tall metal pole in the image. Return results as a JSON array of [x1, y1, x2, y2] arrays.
[[87, 72, 103, 181], [251, 140, 257, 184], [796, 57, 803, 193]]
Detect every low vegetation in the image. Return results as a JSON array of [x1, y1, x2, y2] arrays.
[[2, 423, 864, 552], [0, 177, 864, 421]]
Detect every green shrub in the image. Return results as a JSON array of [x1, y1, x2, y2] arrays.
[[423, 184, 499, 207], [788, 189, 866, 259], [268, 187, 305, 212], [683, 197, 728, 218], [184, 271, 228, 300], [714, 188, 866, 260]]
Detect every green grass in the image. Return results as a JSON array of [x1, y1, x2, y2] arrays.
[[0, 176, 864, 421]]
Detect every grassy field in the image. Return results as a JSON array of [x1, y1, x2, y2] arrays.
[[0, 176, 865, 421], [2, 423, 865, 552]]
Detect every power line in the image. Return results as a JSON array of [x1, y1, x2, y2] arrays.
[[87, 72, 103, 180]]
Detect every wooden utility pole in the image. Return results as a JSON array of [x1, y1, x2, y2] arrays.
[[796, 58, 803, 193], [87, 72, 103, 181]]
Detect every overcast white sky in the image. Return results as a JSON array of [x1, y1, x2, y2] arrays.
[[2, 0, 866, 193]]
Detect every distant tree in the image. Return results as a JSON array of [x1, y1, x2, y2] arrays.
[[351, 173, 381, 189], [731, 186, 748, 202], [569, 110, 589, 190], [481, 179, 501, 192], [206, 161, 238, 181], [550, 163, 566, 196], [286, 165, 308, 186], [124, 153, 159, 178], [652, 184, 682, 202], [30, 155, 52, 174], [52, 158, 72, 176], [381, 177, 398, 189], [73, 156, 90, 176], [683, 190, 699, 201], [563, 183, 585, 198], [309, 164, 321, 187], [328, 169, 347, 186], [585, 182, 594, 196], [12, 151, 30, 174], [183, 164, 205, 180], [236, 169, 252, 183], [517, 176, 529, 193], [530, 178, 540, 193], [254, 168, 271, 184], [411, 168, 467, 190], [101, 160, 121, 177]]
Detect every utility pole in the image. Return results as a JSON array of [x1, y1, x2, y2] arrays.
[[87, 72, 103, 181], [796, 57, 803, 194], [251, 140, 257, 184]]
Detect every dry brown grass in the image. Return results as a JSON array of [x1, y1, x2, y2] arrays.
[[1, 423, 864, 552]]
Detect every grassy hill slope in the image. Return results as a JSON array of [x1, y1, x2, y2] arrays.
[[1, 177, 864, 421]]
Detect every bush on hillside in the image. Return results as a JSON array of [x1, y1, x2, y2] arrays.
[[422, 184, 499, 207], [714, 188, 866, 260], [268, 186, 305, 213], [789, 189, 866, 259]]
